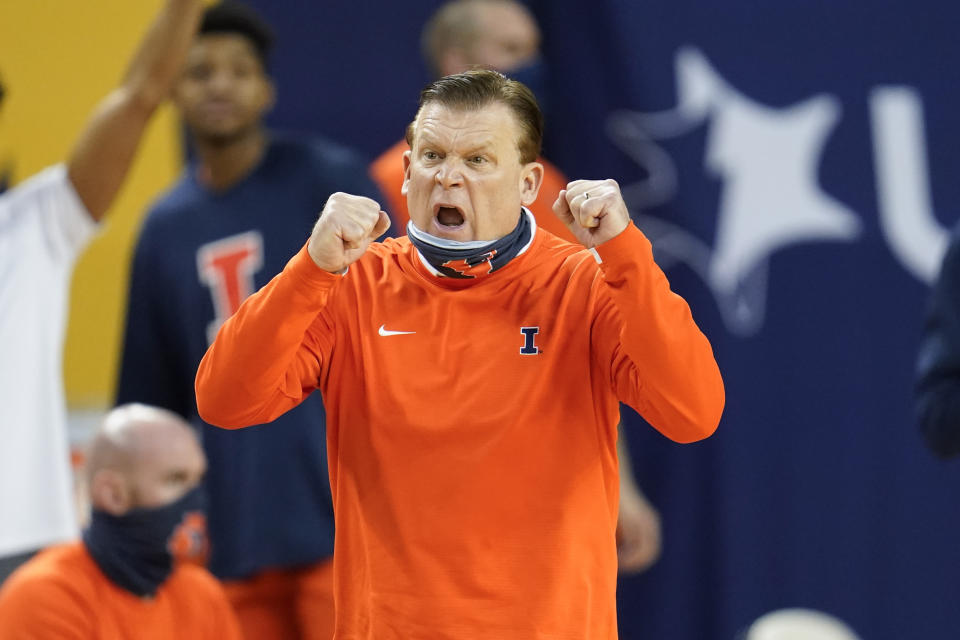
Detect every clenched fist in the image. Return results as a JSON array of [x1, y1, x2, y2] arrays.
[[308, 193, 391, 273], [552, 179, 631, 249]]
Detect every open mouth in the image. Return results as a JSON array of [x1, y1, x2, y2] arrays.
[[435, 205, 465, 227]]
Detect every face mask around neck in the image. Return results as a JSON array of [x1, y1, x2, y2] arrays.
[[83, 485, 207, 597], [407, 208, 535, 279]]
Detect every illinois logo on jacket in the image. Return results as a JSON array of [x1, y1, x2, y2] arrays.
[[167, 510, 209, 566]]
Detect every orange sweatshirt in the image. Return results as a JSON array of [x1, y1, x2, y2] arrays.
[[0, 542, 242, 639], [370, 139, 576, 241], [196, 223, 724, 639]]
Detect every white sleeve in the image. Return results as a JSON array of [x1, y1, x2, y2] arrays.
[[0, 164, 98, 265]]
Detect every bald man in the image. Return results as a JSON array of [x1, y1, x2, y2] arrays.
[[745, 609, 863, 640], [0, 405, 241, 640]]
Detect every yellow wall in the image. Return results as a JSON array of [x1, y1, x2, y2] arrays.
[[0, 1, 183, 408]]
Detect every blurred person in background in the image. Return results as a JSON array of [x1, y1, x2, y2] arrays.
[[0, 404, 242, 639], [0, 0, 203, 584], [115, 3, 383, 638], [917, 228, 960, 457], [742, 608, 862, 640], [371, 0, 662, 574]]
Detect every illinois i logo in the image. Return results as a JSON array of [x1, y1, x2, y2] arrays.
[[520, 326, 540, 355], [197, 231, 264, 343]]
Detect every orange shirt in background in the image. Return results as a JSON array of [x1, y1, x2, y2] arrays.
[[371, 139, 575, 241], [197, 224, 724, 639], [0, 542, 242, 640]]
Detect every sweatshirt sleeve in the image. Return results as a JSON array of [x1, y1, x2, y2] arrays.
[[591, 223, 725, 443], [195, 244, 338, 428]]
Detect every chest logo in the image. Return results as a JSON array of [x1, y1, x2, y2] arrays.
[[379, 324, 416, 337], [520, 326, 540, 355]]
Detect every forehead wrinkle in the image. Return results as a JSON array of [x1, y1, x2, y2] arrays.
[[415, 105, 516, 156], [421, 129, 497, 155]]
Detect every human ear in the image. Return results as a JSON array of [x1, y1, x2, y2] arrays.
[[401, 150, 412, 196], [90, 469, 133, 516], [520, 161, 544, 206]]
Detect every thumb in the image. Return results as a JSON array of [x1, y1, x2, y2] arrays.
[[552, 189, 575, 226], [370, 210, 391, 239]]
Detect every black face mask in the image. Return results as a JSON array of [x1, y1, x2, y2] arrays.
[[83, 486, 207, 597]]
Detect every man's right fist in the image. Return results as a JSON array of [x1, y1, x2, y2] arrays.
[[308, 193, 391, 273]]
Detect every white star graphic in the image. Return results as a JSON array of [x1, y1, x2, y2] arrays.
[[607, 46, 862, 334]]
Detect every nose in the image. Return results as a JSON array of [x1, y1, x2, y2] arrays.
[[206, 69, 234, 96], [435, 159, 463, 189]]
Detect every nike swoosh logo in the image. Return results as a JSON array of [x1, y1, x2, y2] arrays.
[[378, 324, 416, 337]]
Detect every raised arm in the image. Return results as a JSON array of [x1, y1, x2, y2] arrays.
[[66, 0, 203, 220], [196, 193, 390, 427], [195, 245, 335, 428], [554, 179, 725, 443]]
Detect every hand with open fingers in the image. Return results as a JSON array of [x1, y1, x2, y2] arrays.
[[308, 192, 391, 273], [552, 178, 631, 248]]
